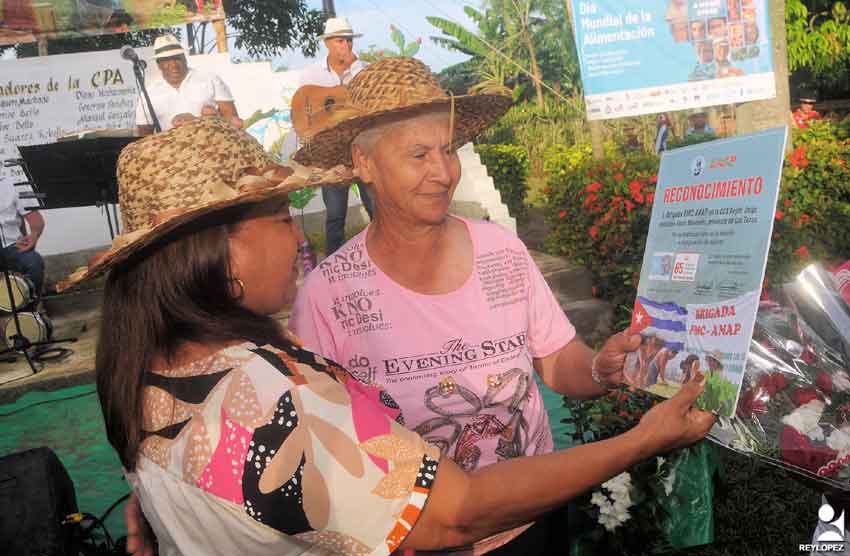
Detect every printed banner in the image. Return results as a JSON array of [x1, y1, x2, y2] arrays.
[[625, 127, 787, 417], [570, 0, 776, 120], [0, 1, 224, 46], [0, 47, 145, 209]]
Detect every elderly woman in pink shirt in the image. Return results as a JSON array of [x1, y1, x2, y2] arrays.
[[288, 58, 713, 554]]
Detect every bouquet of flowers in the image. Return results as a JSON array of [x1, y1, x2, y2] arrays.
[[565, 389, 718, 555], [710, 263, 850, 492]]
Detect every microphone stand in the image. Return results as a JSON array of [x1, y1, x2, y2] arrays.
[[132, 59, 161, 133]]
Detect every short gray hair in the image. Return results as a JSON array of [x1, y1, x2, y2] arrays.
[[351, 110, 452, 157]]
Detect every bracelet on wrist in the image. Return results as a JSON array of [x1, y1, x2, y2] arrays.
[[590, 353, 617, 391]]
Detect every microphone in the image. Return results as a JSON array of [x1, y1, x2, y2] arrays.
[[120, 45, 146, 69]]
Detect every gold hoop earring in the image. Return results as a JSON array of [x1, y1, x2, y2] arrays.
[[231, 278, 245, 301]]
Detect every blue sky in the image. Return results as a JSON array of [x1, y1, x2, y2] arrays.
[[261, 0, 478, 72]]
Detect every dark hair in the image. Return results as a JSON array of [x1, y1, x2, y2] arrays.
[[96, 210, 285, 470]]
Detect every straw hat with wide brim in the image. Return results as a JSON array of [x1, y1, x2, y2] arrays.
[[293, 57, 513, 169], [57, 118, 352, 292]]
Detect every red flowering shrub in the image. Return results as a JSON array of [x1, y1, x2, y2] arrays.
[[543, 149, 659, 323], [767, 120, 850, 284]]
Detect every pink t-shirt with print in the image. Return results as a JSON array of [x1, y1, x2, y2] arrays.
[[290, 217, 576, 472]]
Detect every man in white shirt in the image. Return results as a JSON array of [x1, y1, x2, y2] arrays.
[[0, 184, 45, 293], [297, 17, 374, 255], [135, 34, 242, 136]]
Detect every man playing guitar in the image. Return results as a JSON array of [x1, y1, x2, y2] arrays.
[[292, 17, 374, 257]]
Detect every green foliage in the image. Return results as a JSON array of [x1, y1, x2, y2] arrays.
[[241, 108, 277, 130], [667, 132, 719, 150], [480, 97, 588, 177], [695, 372, 738, 416], [475, 144, 530, 221], [359, 25, 421, 63], [786, 0, 850, 92], [222, 0, 325, 58], [428, 1, 579, 101], [543, 150, 660, 323], [288, 188, 317, 210], [767, 119, 850, 285]]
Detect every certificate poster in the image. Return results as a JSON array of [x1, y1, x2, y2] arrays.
[[624, 127, 787, 417], [570, 0, 775, 120]]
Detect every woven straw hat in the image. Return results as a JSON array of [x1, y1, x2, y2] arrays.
[[57, 118, 352, 292], [293, 57, 512, 169]]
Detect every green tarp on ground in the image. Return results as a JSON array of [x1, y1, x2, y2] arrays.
[[0, 384, 129, 540]]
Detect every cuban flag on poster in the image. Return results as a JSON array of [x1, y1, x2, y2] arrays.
[[630, 296, 688, 352]]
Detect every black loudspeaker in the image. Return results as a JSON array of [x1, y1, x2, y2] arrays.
[[0, 447, 79, 556]]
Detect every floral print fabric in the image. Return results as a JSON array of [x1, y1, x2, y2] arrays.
[[129, 339, 440, 556]]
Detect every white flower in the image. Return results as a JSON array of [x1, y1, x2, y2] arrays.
[[782, 400, 826, 441], [613, 507, 632, 525], [656, 456, 666, 472], [602, 472, 632, 495], [834, 371, 850, 393], [590, 491, 608, 508], [612, 488, 633, 508], [662, 467, 677, 496], [827, 426, 850, 453], [598, 513, 620, 531]]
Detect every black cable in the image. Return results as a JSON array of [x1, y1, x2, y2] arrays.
[[0, 389, 96, 417], [98, 493, 130, 525], [81, 512, 114, 551]]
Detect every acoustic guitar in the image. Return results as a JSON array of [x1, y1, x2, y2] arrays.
[[290, 84, 350, 138]]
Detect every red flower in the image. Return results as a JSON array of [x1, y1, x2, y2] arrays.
[[789, 146, 810, 169], [816, 371, 834, 393], [558, 210, 567, 219], [646, 192, 655, 204], [737, 389, 767, 418], [792, 387, 820, 406], [784, 199, 792, 208], [602, 210, 613, 223], [650, 174, 658, 184], [780, 425, 837, 473], [799, 214, 811, 224], [796, 245, 810, 259], [801, 349, 818, 365], [586, 182, 602, 193], [618, 410, 628, 418], [614, 172, 625, 182], [543, 186, 551, 194], [624, 200, 636, 212], [589, 225, 599, 239], [631, 191, 645, 203], [583, 194, 599, 207], [775, 210, 785, 221], [758, 372, 788, 397]]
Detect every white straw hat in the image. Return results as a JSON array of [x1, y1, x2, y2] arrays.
[[319, 17, 363, 40]]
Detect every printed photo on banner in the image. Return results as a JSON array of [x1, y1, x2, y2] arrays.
[[0, 1, 225, 46], [571, 0, 775, 120], [624, 127, 787, 417]]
